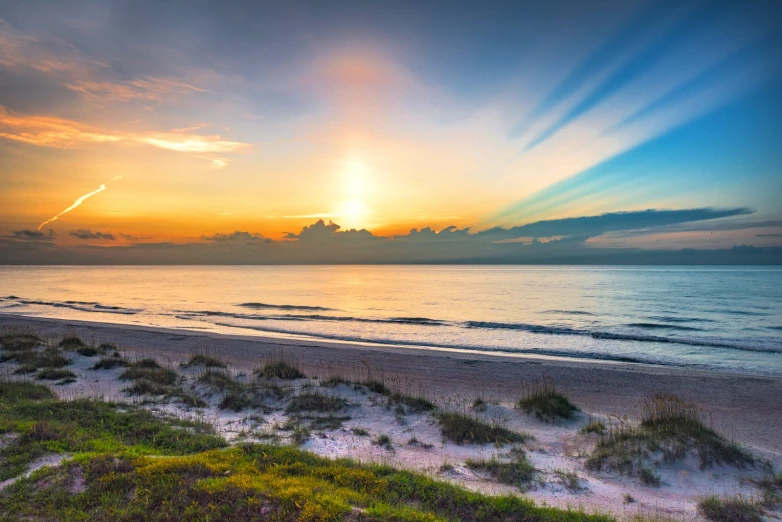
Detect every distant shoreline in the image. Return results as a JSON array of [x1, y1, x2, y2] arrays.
[[2, 313, 781, 460]]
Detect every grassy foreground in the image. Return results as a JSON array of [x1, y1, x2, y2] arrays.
[[0, 381, 613, 522]]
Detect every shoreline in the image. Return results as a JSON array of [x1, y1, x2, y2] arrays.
[[2, 313, 782, 458]]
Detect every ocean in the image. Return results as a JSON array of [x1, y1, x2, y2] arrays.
[[1, 265, 780, 375]]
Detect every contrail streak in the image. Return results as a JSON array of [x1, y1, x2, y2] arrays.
[[37, 176, 123, 230]]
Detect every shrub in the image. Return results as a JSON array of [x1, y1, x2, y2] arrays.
[[438, 412, 526, 445]]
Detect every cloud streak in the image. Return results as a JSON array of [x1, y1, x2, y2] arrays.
[[37, 177, 122, 230]]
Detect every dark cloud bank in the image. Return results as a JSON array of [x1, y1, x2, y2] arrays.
[[2, 208, 781, 265]]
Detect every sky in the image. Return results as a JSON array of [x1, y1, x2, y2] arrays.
[[1, 0, 781, 264]]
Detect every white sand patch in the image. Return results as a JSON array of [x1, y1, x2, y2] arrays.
[[0, 454, 70, 491]]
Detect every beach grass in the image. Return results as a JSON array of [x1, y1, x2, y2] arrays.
[[518, 379, 579, 422], [36, 368, 77, 381], [438, 411, 527, 445], [466, 449, 536, 490], [586, 394, 754, 478], [0, 330, 42, 351], [286, 391, 347, 413], [92, 355, 130, 369], [183, 353, 227, 369], [697, 495, 763, 522], [120, 364, 178, 386], [256, 359, 305, 380]]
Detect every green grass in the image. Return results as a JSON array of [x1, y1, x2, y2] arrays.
[[256, 359, 305, 380], [36, 368, 77, 381], [438, 412, 527, 445], [0, 439, 614, 521], [518, 381, 579, 422], [697, 495, 763, 522], [286, 392, 347, 413], [0, 381, 224, 482], [586, 394, 754, 476], [0, 380, 54, 403], [466, 450, 536, 490]]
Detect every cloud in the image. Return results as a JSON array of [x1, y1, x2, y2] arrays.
[[474, 208, 753, 241], [400, 226, 471, 242], [0, 105, 249, 160], [201, 231, 269, 243], [69, 229, 115, 240], [283, 220, 376, 242], [118, 233, 149, 241], [65, 77, 205, 103], [756, 233, 782, 238], [10, 229, 56, 241], [1, 207, 776, 264]]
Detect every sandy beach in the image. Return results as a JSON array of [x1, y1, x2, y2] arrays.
[[2, 313, 781, 520], [3, 314, 780, 455]]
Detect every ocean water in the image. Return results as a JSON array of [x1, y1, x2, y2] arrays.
[[0, 266, 780, 375]]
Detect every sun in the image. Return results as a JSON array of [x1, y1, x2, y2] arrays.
[[336, 157, 371, 229], [338, 199, 368, 229]]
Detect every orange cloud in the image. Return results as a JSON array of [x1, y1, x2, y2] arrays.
[[0, 106, 248, 162]]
